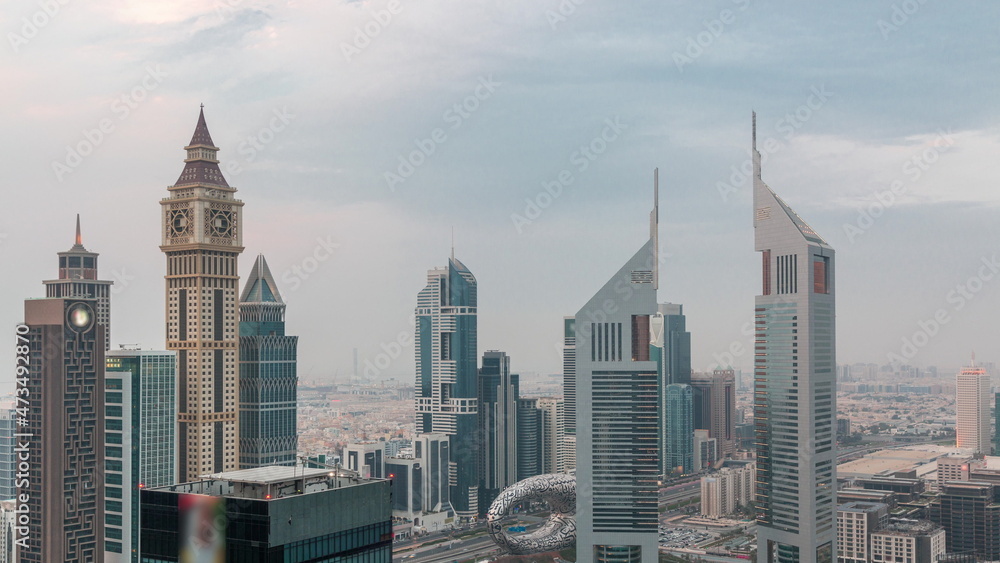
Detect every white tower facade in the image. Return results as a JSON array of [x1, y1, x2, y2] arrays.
[[753, 112, 837, 563], [956, 361, 990, 454], [576, 173, 660, 563]]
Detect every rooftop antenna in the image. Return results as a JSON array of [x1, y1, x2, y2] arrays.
[[450, 227, 455, 261], [650, 168, 659, 290], [752, 110, 761, 180]]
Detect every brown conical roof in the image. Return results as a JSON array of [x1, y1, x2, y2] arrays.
[[172, 106, 230, 188], [187, 105, 217, 148]]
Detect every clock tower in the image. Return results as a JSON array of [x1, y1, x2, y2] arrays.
[[160, 107, 244, 482]]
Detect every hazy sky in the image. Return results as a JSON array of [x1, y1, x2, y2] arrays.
[[3, 1, 1000, 385]]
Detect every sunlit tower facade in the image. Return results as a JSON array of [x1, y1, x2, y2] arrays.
[[160, 108, 244, 482], [956, 359, 990, 454], [753, 113, 837, 563]]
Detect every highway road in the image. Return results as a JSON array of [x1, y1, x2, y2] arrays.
[[395, 534, 498, 563], [660, 480, 701, 507]]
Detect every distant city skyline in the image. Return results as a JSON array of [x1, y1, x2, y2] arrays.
[[4, 3, 1000, 387]]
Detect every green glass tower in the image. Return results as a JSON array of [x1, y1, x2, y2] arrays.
[[651, 303, 693, 476], [104, 349, 177, 562], [239, 254, 299, 468]]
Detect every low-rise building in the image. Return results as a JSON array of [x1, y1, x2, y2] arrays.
[[837, 502, 889, 563], [870, 519, 946, 563], [700, 461, 755, 518]]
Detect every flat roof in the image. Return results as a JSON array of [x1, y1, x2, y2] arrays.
[[149, 465, 380, 501], [838, 501, 888, 513], [838, 445, 974, 479], [106, 349, 175, 357], [205, 465, 334, 485]]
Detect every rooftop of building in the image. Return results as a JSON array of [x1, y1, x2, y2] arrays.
[[876, 518, 943, 536], [857, 476, 923, 486], [838, 488, 895, 500], [838, 501, 889, 513], [838, 445, 974, 479], [939, 479, 997, 491], [148, 465, 382, 501], [106, 348, 175, 357]]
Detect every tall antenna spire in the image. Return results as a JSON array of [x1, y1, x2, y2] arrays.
[[451, 227, 455, 261], [651, 168, 659, 290], [752, 110, 761, 180], [75, 214, 82, 247]]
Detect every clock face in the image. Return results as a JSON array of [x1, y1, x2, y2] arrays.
[[66, 302, 94, 332], [208, 209, 235, 238], [168, 209, 191, 237]]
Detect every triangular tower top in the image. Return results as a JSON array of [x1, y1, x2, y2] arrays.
[[752, 111, 829, 248], [172, 107, 230, 188], [241, 254, 283, 304], [187, 106, 217, 148]]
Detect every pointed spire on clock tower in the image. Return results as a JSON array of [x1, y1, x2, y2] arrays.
[[172, 106, 230, 189], [188, 104, 217, 147]]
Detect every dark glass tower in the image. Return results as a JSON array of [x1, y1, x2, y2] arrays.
[[516, 398, 542, 481], [414, 254, 479, 519], [477, 350, 518, 515], [753, 113, 837, 563], [692, 369, 736, 458], [656, 303, 691, 385], [239, 254, 299, 468]]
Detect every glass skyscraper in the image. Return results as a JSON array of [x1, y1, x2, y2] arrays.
[[661, 385, 693, 475], [414, 254, 479, 519], [752, 113, 837, 563], [104, 349, 177, 562], [651, 303, 693, 476], [477, 350, 518, 515], [994, 392, 1000, 455], [239, 254, 299, 468], [654, 303, 691, 385], [0, 408, 15, 501], [563, 316, 576, 436], [576, 177, 660, 563]]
